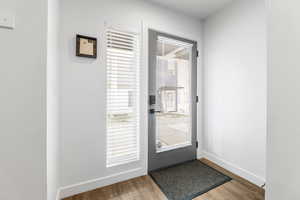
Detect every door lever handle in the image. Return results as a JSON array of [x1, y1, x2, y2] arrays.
[[149, 109, 161, 114]]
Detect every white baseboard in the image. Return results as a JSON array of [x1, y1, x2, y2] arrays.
[[197, 151, 204, 159], [59, 167, 146, 199], [202, 151, 265, 187], [56, 153, 264, 199]]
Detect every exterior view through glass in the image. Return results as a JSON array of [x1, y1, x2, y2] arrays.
[[155, 36, 192, 152]]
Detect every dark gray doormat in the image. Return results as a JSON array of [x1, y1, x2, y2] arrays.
[[149, 160, 232, 200]]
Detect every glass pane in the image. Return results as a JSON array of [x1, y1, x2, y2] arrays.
[[155, 36, 192, 152]]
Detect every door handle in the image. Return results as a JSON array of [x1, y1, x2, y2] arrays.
[[149, 109, 161, 114]]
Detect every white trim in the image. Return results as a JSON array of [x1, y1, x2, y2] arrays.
[[56, 188, 61, 200], [141, 21, 149, 173], [197, 152, 204, 159], [202, 151, 265, 187], [59, 167, 145, 199]]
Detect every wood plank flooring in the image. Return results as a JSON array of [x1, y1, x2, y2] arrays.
[[63, 159, 265, 200]]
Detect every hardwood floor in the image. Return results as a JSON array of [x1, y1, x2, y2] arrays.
[[63, 159, 265, 200]]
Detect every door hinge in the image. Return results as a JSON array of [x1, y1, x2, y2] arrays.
[[196, 96, 199, 103], [196, 50, 199, 57], [196, 141, 199, 148]]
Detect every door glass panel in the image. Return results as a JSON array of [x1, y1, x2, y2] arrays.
[[155, 36, 193, 152]]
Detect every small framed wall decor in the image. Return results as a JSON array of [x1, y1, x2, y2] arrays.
[[76, 34, 97, 58]]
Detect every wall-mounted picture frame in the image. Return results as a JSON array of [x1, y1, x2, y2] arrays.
[[76, 34, 97, 58]]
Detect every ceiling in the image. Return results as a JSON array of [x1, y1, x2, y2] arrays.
[[145, 0, 235, 19]]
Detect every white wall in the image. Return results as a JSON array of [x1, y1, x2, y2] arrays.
[[0, 0, 47, 200], [47, 0, 61, 199], [59, 0, 202, 198], [267, 0, 300, 199], [203, 0, 267, 186]]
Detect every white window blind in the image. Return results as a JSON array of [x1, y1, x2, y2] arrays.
[[106, 28, 140, 167]]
